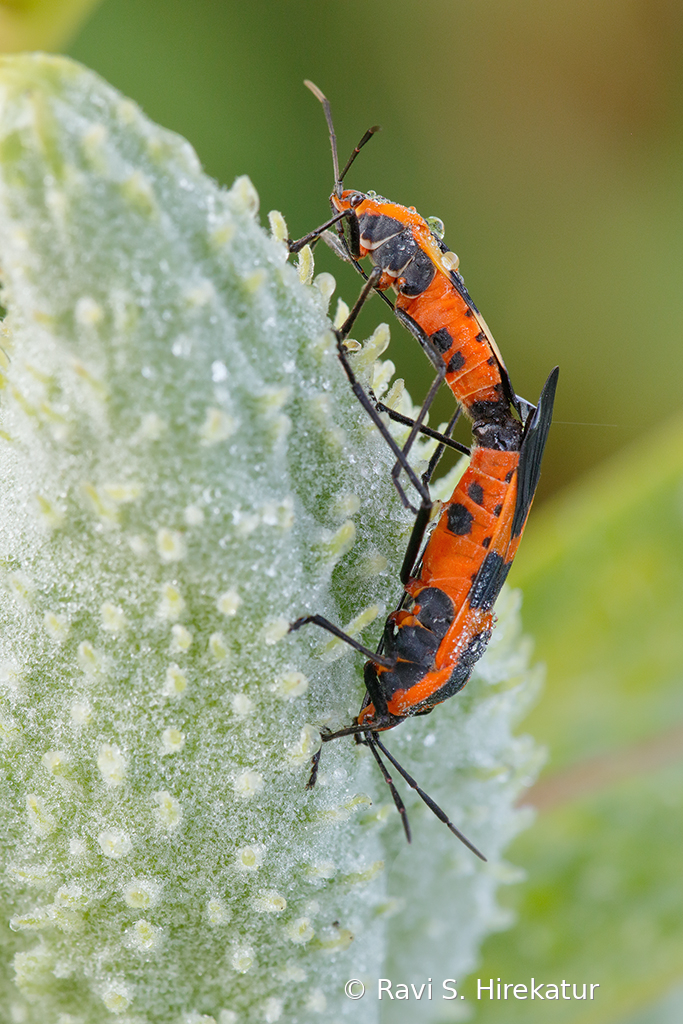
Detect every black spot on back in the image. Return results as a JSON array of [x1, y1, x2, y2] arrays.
[[447, 350, 466, 373], [430, 327, 453, 354], [447, 503, 473, 536], [380, 619, 442, 695], [467, 482, 484, 505], [481, 536, 492, 548], [493, 504, 503, 517], [394, 624, 440, 665], [376, 661, 427, 698]]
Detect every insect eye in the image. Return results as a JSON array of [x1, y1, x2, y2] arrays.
[[349, 192, 365, 208]]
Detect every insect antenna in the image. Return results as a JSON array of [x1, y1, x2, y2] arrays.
[[364, 733, 412, 842], [338, 124, 381, 184], [304, 80, 380, 197], [373, 735, 487, 861]]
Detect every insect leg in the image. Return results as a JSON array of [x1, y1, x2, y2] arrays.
[[337, 266, 381, 337], [376, 404, 469, 456], [287, 207, 357, 254], [389, 365, 446, 494], [320, 232, 396, 312], [288, 614, 394, 669], [306, 747, 323, 790], [422, 408, 463, 488], [307, 726, 413, 843], [399, 406, 463, 585], [335, 272, 434, 515]]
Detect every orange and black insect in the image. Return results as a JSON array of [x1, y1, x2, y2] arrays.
[[288, 82, 558, 856], [289, 81, 535, 458], [291, 367, 558, 858]]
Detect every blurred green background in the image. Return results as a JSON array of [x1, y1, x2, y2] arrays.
[[5, 1, 683, 1022]]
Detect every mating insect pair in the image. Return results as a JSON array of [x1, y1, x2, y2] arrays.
[[287, 82, 558, 859]]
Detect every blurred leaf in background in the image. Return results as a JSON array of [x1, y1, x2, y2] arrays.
[[0, 0, 100, 51]]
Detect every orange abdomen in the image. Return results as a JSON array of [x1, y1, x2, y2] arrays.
[[397, 276, 504, 415], [413, 447, 520, 606]]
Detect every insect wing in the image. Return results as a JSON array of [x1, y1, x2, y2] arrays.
[[510, 366, 559, 540]]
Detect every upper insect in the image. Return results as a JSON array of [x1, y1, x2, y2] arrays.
[[289, 81, 532, 448]]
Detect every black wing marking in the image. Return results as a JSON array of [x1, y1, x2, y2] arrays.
[[511, 366, 559, 539], [467, 551, 512, 611]]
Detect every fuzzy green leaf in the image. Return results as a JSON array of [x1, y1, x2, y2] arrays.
[[0, 54, 544, 1024]]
